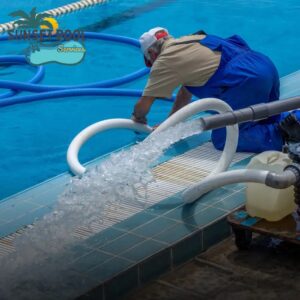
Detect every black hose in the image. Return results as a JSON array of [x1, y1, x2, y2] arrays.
[[201, 96, 300, 130]]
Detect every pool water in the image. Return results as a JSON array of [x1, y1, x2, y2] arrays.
[[0, 0, 300, 200]]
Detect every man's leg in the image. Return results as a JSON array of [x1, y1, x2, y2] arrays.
[[213, 108, 300, 153], [237, 108, 300, 152], [211, 87, 283, 152], [212, 52, 283, 152], [211, 55, 282, 152], [212, 121, 283, 153]]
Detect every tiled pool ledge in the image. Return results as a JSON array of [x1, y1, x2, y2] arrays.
[[0, 186, 246, 299], [75, 214, 236, 300], [73, 186, 246, 299], [0, 140, 139, 239], [0, 135, 252, 299], [0, 133, 212, 239]]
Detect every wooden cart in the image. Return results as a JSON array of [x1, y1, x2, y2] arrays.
[[227, 208, 300, 250]]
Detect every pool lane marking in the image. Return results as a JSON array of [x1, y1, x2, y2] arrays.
[[0, 0, 109, 34]]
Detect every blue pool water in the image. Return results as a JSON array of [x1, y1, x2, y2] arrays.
[[1, 0, 300, 200]]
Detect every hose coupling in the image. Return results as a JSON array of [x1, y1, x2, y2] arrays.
[[284, 164, 300, 184], [285, 164, 300, 205]]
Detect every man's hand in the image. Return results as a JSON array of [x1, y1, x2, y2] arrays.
[[132, 96, 156, 124], [131, 113, 147, 124]]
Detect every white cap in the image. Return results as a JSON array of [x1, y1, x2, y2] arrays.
[[139, 27, 169, 55]]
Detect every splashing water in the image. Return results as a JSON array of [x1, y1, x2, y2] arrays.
[[0, 119, 203, 300]]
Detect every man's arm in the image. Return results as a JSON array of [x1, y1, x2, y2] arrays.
[[132, 96, 156, 124], [169, 86, 192, 116]]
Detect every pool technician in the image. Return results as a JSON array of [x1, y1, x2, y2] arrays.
[[131, 27, 300, 152]]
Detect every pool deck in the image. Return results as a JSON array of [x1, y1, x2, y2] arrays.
[[0, 132, 252, 300], [125, 234, 300, 300]]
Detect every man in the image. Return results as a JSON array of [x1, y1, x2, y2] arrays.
[[131, 27, 300, 153]]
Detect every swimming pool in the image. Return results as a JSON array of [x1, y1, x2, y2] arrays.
[[1, 0, 300, 200]]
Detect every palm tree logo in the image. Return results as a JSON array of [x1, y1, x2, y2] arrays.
[[9, 7, 59, 51]]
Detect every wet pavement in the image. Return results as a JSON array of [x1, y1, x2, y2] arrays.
[[125, 234, 300, 300]]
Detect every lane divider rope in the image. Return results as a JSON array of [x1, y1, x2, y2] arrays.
[[0, 0, 109, 34]]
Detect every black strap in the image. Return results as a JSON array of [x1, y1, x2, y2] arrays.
[[168, 30, 207, 47], [193, 30, 207, 35], [169, 38, 203, 47]]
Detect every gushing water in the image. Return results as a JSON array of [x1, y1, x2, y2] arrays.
[[0, 120, 203, 300]]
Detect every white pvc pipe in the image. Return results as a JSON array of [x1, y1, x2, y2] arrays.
[[67, 119, 152, 176], [183, 169, 269, 204], [67, 98, 239, 177], [152, 98, 239, 174], [66, 97, 299, 205]]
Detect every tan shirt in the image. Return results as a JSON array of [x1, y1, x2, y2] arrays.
[[143, 35, 221, 98]]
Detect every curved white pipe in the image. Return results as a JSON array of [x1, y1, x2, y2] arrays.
[[66, 97, 300, 206], [183, 168, 299, 204], [152, 98, 239, 174], [67, 119, 152, 176], [183, 169, 269, 204], [67, 98, 238, 178]]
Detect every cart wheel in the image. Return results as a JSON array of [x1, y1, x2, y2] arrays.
[[232, 227, 252, 250]]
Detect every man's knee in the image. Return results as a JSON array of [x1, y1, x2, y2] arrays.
[[211, 123, 283, 153]]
